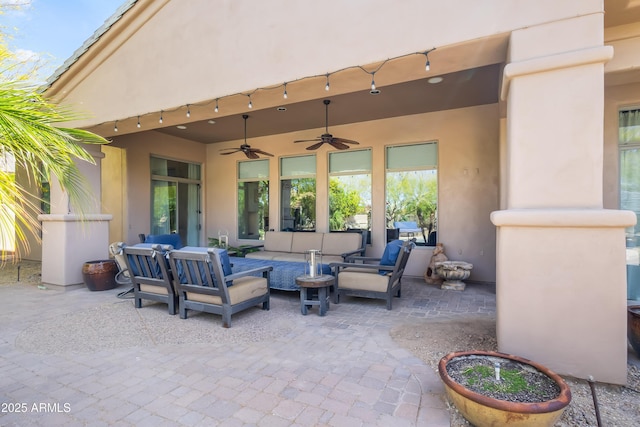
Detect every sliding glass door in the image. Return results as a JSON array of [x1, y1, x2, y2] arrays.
[[150, 157, 201, 246]]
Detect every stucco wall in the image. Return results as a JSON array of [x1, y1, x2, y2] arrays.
[[49, 0, 601, 129], [107, 131, 207, 244], [205, 105, 499, 282]]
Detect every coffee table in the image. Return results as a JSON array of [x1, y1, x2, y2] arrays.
[[295, 274, 335, 316]]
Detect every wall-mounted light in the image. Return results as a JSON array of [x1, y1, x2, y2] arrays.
[[137, 116, 141, 128], [325, 73, 330, 91], [186, 104, 191, 118], [283, 83, 288, 99], [159, 110, 163, 124], [214, 98, 219, 113], [114, 120, 118, 132]]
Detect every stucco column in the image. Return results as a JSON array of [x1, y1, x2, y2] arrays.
[[38, 145, 112, 288], [492, 15, 636, 384]]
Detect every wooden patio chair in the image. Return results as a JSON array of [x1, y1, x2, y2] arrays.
[[167, 248, 272, 327], [122, 244, 177, 314], [330, 239, 415, 310]]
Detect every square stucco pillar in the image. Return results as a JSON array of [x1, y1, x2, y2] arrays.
[[493, 14, 636, 384], [38, 146, 112, 288]]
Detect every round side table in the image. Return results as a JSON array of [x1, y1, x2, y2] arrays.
[[295, 274, 335, 316]]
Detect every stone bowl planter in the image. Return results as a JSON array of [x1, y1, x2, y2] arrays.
[[629, 305, 640, 357], [438, 350, 572, 427], [434, 260, 473, 290]]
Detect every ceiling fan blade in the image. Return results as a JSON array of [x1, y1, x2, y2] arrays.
[[220, 149, 241, 155], [332, 137, 360, 145], [253, 149, 274, 157], [245, 151, 260, 159], [294, 138, 321, 143], [306, 141, 325, 150], [329, 141, 350, 150]]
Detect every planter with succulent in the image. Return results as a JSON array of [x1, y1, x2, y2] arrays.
[[438, 350, 572, 427]]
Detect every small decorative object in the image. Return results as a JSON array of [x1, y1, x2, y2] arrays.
[[438, 350, 572, 427], [424, 243, 448, 285], [82, 260, 119, 291], [217, 229, 229, 249], [305, 249, 322, 278], [629, 305, 640, 357], [435, 260, 473, 290]]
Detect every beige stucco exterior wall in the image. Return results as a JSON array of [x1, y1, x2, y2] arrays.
[[108, 131, 207, 245], [48, 0, 601, 131], [204, 105, 499, 282]]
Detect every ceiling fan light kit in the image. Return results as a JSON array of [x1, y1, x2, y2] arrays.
[[293, 100, 361, 151], [219, 114, 274, 159]]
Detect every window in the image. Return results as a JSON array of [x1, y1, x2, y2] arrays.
[[150, 156, 201, 246], [329, 149, 372, 240], [280, 155, 316, 231], [238, 159, 269, 240], [620, 108, 640, 299], [385, 142, 438, 246]]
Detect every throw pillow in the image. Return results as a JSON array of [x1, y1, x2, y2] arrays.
[[379, 239, 403, 275]]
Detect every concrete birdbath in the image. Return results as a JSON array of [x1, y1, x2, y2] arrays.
[[434, 261, 473, 291]]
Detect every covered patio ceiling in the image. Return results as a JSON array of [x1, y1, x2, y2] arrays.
[[154, 64, 501, 144]]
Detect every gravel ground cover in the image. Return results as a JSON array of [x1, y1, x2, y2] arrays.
[[390, 317, 640, 427]]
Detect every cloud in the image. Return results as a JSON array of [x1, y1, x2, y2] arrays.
[[13, 48, 39, 62]]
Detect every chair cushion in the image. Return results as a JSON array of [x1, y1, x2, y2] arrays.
[[140, 284, 169, 295], [379, 240, 403, 274], [186, 276, 268, 305], [144, 234, 183, 249], [339, 269, 389, 292]]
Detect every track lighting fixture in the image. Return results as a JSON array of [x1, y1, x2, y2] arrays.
[[137, 116, 141, 128], [248, 94, 253, 109], [370, 72, 376, 91], [214, 98, 219, 113], [283, 83, 288, 99], [159, 110, 163, 124], [325, 73, 330, 91], [114, 120, 118, 132], [186, 104, 191, 118]]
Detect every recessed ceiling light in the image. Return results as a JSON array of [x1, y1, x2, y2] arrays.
[[370, 89, 381, 95], [208, 120, 216, 124], [277, 107, 287, 111], [428, 76, 444, 84], [176, 125, 187, 130]]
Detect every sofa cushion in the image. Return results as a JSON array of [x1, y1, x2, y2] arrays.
[[263, 231, 293, 252], [291, 232, 324, 253], [245, 251, 280, 260], [322, 232, 362, 256]]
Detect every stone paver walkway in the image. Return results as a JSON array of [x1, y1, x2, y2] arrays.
[[0, 273, 496, 426]]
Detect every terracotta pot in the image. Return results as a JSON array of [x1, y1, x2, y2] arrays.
[[438, 350, 572, 427], [82, 260, 118, 291], [629, 305, 640, 357]]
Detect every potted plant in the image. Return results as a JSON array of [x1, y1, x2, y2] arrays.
[[438, 350, 572, 427]]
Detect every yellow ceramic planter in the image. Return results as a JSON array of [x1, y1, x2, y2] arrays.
[[438, 351, 572, 427]]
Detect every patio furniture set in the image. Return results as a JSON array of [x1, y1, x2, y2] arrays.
[[110, 231, 415, 327]]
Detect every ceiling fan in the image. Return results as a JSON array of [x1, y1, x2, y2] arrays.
[[220, 114, 273, 159], [294, 99, 360, 150]]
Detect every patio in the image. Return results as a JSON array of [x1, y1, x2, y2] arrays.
[[0, 262, 496, 426]]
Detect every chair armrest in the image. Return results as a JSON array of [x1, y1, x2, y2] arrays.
[[329, 262, 393, 273], [237, 244, 265, 256], [225, 266, 273, 281], [340, 248, 365, 261], [342, 255, 382, 264]]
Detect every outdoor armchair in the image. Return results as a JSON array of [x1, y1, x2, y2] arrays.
[[330, 239, 415, 310], [167, 248, 272, 328], [122, 243, 177, 314]]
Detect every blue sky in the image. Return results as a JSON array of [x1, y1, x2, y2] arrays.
[[1, 0, 124, 81]]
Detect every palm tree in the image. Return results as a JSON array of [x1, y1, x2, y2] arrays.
[[0, 46, 107, 258]]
